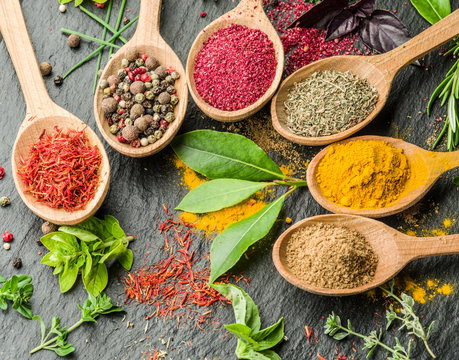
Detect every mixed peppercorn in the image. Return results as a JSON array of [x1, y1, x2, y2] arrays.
[[100, 48, 180, 147]]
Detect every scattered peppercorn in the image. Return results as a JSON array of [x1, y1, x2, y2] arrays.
[[41, 221, 58, 235], [12, 258, 22, 269], [59, 4, 67, 13], [3, 243, 10, 251], [0, 196, 10, 207], [200, 12, 207, 18], [67, 34, 81, 48], [0, 166, 5, 179], [39, 62, 52, 76], [2, 232, 13, 242], [123, 17, 130, 25], [54, 75, 64, 86]]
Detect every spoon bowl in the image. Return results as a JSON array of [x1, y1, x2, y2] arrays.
[[306, 135, 459, 218], [1, 0, 110, 225], [272, 9, 459, 145], [186, 0, 284, 122], [273, 214, 459, 296], [94, 0, 188, 157]]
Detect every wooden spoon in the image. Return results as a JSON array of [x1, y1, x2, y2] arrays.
[[186, 0, 284, 122], [0, 0, 110, 225], [94, 0, 188, 157], [273, 214, 459, 296], [306, 135, 459, 218], [272, 9, 459, 146]]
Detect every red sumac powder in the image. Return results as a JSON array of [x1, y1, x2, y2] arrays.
[[194, 24, 277, 111]]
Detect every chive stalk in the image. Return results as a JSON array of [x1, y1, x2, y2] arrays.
[[93, 0, 113, 93], [108, 0, 128, 60], [60, 28, 120, 49], [78, 5, 128, 43]]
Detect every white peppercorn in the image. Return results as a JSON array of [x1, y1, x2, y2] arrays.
[[119, 100, 126, 108], [3, 243, 11, 251], [121, 58, 129, 67], [0, 196, 11, 207], [154, 130, 163, 139], [59, 4, 67, 13], [147, 135, 157, 144], [125, 118, 133, 126], [99, 79, 109, 89], [145, 82, 153, 90], [140, 137, 149, 147]]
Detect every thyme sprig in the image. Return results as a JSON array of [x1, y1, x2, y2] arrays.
[[381, 280, 437, 358]]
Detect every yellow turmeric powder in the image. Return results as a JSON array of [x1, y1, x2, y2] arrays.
[[174, 157, 268, 234], [316, 140, 411, 209]]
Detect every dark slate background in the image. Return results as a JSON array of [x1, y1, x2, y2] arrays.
[[0, 0, 458, 359]]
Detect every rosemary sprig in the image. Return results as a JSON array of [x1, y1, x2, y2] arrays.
[[381, 280, 437, 358], [93, 0, 113, 93], [324, 312, 412, 360]]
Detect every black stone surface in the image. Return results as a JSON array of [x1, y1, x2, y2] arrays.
[[0, 1, 458, 359]]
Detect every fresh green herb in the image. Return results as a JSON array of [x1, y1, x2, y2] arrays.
[[93, 0, 113, 93], [382, 280, 437, 358], [30, 293, 123, 356], [108, 0, 127, 59], [60, 28, 120, 48], [171, 130, 307, 283], [59, 0, 108, 6], [410, 0, 451, 24], [324, 312, 413, 360], [79, 5, 128, 43], [40, 215, 135, 296], [0, 274, 34, 319], [453, 175, 459, 185], [212, 284, 284, 360]]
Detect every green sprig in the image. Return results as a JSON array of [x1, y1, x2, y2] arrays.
[[79, 5, 128, 43], [0, 274, 34, 319]]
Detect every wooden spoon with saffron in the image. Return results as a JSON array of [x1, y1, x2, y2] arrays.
[[0, 0, 110, 225], [272, 9, 459, 146], [186, 0, 284, 122], [94, 0, 188, 158], [306, 135, 459, 218], [273, 214, 459, 296]]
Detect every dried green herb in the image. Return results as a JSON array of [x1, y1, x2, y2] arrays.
[[284, 70, 378, 137]]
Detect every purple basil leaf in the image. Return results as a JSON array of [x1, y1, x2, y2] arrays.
[[351, 0, 376, 18], [326, 10, 361, 40], [288, 0, 348, 30], [359, 10, 411, 53]]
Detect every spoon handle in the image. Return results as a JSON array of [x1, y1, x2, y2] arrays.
[[131, 0, 163, 43], [370, 9, 459, 76], [402, 234, 459, 261], [0, 0, 53, 118]]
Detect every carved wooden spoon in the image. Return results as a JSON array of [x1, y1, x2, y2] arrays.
[[272, 9, 459, 145], [273, 214, 459, 296], [186, 0, 284, 122], [0, 0, 110, 225], [306, 135, 459, 218], [94, 0, 188, 157]]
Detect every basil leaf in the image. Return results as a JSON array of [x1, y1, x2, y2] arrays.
[[326, 10, 360, 40], [41, 252, 62, 267], [0, 275, 6, 283], [176, 179, 268, 213], [289, 0, 348, 29], [224, 324, 259, 346], [104, 215, 126, 239], [210, 196, 285, 283], [410, 0, 451, 24], [83, 264, 108, 296], [118, 249, 134, 270], [258, 350, 282, 360], [236, 348, 280, 360], [351, 0, 376, 18], [171, 130, 284, 181], [98, 240, 125, 263], [252, 318, 285, 351], [75, 217, 108, 240], [211, 284, 261, 332], [40, 232, 80, 252], [59, 263, 79, 293], [58, 226, 99, 242]]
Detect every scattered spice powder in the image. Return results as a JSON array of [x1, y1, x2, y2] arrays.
[[194, 24, 277, 111], [316, 140, 411, 209], [17, 127, 102, 211], [285, 70, 378, 137], [285, 223, 378, 289]]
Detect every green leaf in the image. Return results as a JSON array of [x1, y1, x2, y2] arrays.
[[225, 323, 259, 346], [171, 130, 285, 181], [41, 252, 63, 267], [40, 232, 80, 252], [252, 318, 284, 351], [83, 264, 108, 296], [410, 0, 451, 24], [236, 348, 281, 360], [210, 196, 285, 283], [104, 215, 126, 239], [333, 332, 349, 340], [58, 226, 99, 242], [211, 284, 261, 332], [118, 249, 134, 270], [258, 350, 282, 360], [59, 263, 79, 293], [0, 275, 6, 283], [176, 179, 269, 213], [98, 240, 125, 263]]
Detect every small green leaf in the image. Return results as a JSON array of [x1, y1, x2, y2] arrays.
[[103, 215, 126, 239], [40, 252, 62, 267], [83, 264, 108, 296], [333, 332, 349, 341], [118, 249, 134, 270], [225, 323, 259, 346], [252, 318, 284, 350], [58, 226, 99, 242], [176, 179, 269, 213], [0, 275, 6, 283], [59, 264, 79, 293], [98, 240, 125, 263], [171, 130, 285, 181], [40, 232, 80, 252], [410, 0, 451, 24], [210, 196, 284, 283]]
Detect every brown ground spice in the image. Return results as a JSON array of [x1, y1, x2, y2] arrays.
[[285, 223, 378, 289]]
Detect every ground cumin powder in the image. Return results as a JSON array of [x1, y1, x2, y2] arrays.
[[285, 223, 378, 289], [316, 140, 410, 209]]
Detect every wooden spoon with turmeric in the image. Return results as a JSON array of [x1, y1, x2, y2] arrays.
[[273, 214, 459, 296], [307, 135, 459, 218]]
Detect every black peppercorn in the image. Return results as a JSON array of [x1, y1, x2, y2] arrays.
[[152, 86, 162, 95], [129, 62, 137, 71], [12, 257, 22, 269], [118, 70, 127, 81], [144, 126, 155, 136], [54, 75, 64, 86], [166, 86, 176, 95], [115, 88, 124, 96], [145, 108, 154, 115], [121, 92, 132, 101]]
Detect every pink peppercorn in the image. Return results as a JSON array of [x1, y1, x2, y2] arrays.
[[194, 24, 277, 111], [0, 166, 4, 180], [117, 134, 127, 143], [140, 73, 151, 82], [200, 12, 207, 18], [141, 54, 148, 62], [2, 232, 13, 242]]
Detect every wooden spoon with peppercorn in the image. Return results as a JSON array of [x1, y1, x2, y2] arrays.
[[94, 0, 188, 158], [271, 9, 459, 146], [0, 0, 110, 225], [186, 0, 285, 122], [273, 214, 459, 296]]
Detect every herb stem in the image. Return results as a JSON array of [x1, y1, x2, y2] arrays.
[[60, 28, 120, 49], [79, 5, 127, 43], [63, 17, 138, 79], [108, 0, 128, 59], [93, 0, 113, 94], [274, 179, 307, 187]]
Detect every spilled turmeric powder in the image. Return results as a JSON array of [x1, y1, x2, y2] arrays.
[[174, 157, 268, 234], [402, 217, 455, 237]]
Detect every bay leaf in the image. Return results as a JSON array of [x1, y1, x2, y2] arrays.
[[410, 0, 451, 24], [209, 196, 284, 283], [176, 179, 268, 213], [171, 130, 285, 181]]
